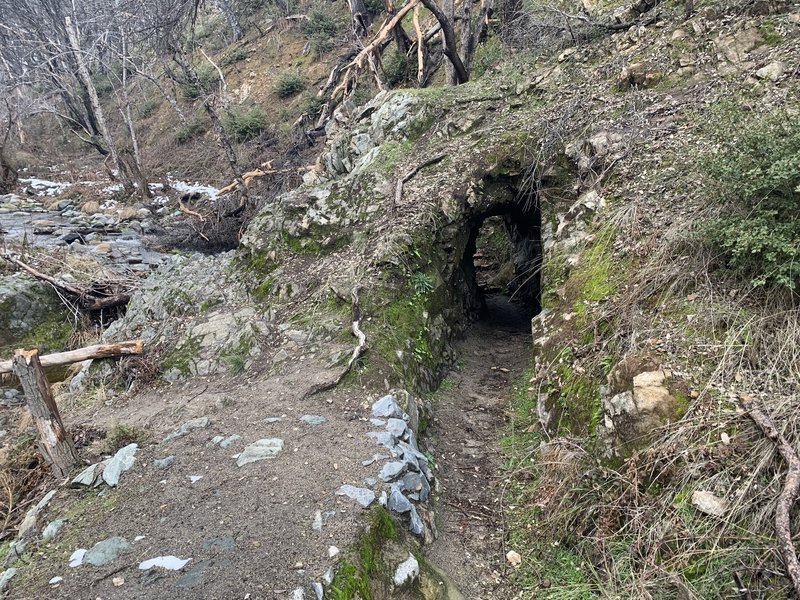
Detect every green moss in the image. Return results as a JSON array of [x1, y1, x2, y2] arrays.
[[759, 19, 783, 46], [375, 139, 413, 176], [328, 507, 398, 599], [1, 311, 74, 357], [104, 423, 147, 453], [161, 335, 202, 375]]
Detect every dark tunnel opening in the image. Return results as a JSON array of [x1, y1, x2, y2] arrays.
[[459, 193, 542, 333]]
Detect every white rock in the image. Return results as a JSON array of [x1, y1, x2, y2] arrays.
[[393, 554, 419, 587], [328, 545, 340, 558], [691, 490, 727, 517], [755, 61, 785, 82]]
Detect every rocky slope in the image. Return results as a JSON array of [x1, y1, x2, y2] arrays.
[[0, 0, 799, 598]]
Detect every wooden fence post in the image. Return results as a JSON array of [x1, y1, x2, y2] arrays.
[[12, 349, 79, 478]]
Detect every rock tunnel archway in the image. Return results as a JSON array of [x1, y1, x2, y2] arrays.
[[452, 175, 543, 331]]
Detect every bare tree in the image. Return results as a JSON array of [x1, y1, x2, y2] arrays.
[[215, 0, 243, 40]]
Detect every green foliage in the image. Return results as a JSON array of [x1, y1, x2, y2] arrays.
[[471, 36, 505, 78], [178, 64, 217, 98], [301, 92, 325, 116], [137, 97, 161, 119], [701, 108, 800, 292], [304, 9, 339, 37], [225, 105, 268, 142], [104, 423, 146, 453], [221, 338, 250, 375], [409, 271, 434, 296], [274, 71, 306, 98], [175, 116, 207, 143], [363, 0, 385, 16], [328, 508, 397, 599], [381, 48, 416, 86], [759, 19, 783, 46], [220, 47, 249, 66]]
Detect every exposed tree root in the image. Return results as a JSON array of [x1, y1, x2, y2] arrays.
[[302, 286, 366, 399]]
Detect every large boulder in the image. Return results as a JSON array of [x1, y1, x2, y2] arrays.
[[0, 274, 69, 353]]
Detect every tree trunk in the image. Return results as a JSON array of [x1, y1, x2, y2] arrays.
[[420, 0, 470, 83], [12, 350, 79, 479], [118, 29, 151, 199], [0, 340, 144, 375], [64, 15, 136, 197], [348, 0, 371, 36], [442, 0, 457, 84], [215, 0, 243, 41]]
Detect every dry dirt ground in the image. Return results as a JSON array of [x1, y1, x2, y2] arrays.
[[424, 295, 532, 600], [7, 296, 530, 600]]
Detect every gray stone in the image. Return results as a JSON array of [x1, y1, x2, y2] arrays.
[[312, 510, 323, 531], [84, 536, 132, 566], [300, 415, 326, 426], [18, 490, 57, 538], [364, 477, 378, 488], [385, 418, 407, 439], [372, 395, 404, 419], [164, 417, 211, 442], [291, 588, 305, 600], [361, 453, 390, 466], [369, 418, 386, 426], [408, 506, 424, 536], [367, 431, 396, 450], [202, 536, 236, 552], [311, 581, 324, 600], [264, 417, 282, 424], [236, 438, 284, 466], [393, 554, 419, 587], [219, 434, 242, 448], [41, 520, 65, 542], [154, 456, 176, 470], [379, 461, 407, 482], [0, 568, 16, 593], [176, 560, 212, 588], [401, 472, 430, 502], [387, 488, 413, 514], [336, 485, 376, 508], [755, 61, 785, 82], [102, 443, 138, 487], [211, 435, 224, 445]]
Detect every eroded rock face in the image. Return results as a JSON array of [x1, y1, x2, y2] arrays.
[[103, 252, 270, 381], [0, 274, 66, 351], [597, 369, 677, 458]]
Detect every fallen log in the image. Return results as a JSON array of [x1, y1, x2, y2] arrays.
[[0, 340, 144, 375]]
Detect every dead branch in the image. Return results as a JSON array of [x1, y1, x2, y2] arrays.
[[739, 394, 800, 596], [178, 198, 207, 221], [0, 340, 144, 375], [394, 153, 446, 208], [1, 253, 131, 311]]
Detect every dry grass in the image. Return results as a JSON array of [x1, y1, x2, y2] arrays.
[[0, 438, 48, 541]]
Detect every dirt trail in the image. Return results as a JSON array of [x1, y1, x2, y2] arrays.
[[424, 294, 532, 599]]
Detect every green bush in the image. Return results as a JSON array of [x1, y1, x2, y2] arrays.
[[303, 9, 339, 37], [178, 64, 218, 98], [471, 36, 504, 78], [382, 48, 416, 86], [220, 47, 249, 66], [137, 97, 162, 119], [301, 93, 325, 116], [224, 106, 268, 142], [701, 109, 800, 292], [364, 0, 385, 16], [274, 71, 306, 98], [175, 117, 207, 143]]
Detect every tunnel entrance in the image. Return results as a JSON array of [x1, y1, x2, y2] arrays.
[[458, 195, 542, 333]]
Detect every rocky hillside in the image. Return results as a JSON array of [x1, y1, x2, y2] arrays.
[[0, 0, 799, 598]]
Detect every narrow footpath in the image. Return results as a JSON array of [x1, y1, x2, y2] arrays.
[[424, 294, 533, 599]]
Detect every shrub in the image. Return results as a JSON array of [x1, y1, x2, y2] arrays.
[[301, 93, 325, 116], [137, 97, 162, 119], [701, 108, 800, 292], [274, 71, 305, 98], [220, 47, 249, 66], [224, 106, 268, 142], [382, 48, 416, 86], [178, 64, 218, 98], [471, 36, 505, 78], [175, 117, 207, 143], [303, 9, 338, 37]]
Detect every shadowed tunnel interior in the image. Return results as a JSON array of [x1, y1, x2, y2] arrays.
[[459, 188, 542, 333]]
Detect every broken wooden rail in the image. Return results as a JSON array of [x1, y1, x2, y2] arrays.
[[3, 341, 144, 477], [0, 340, 144, 375]]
